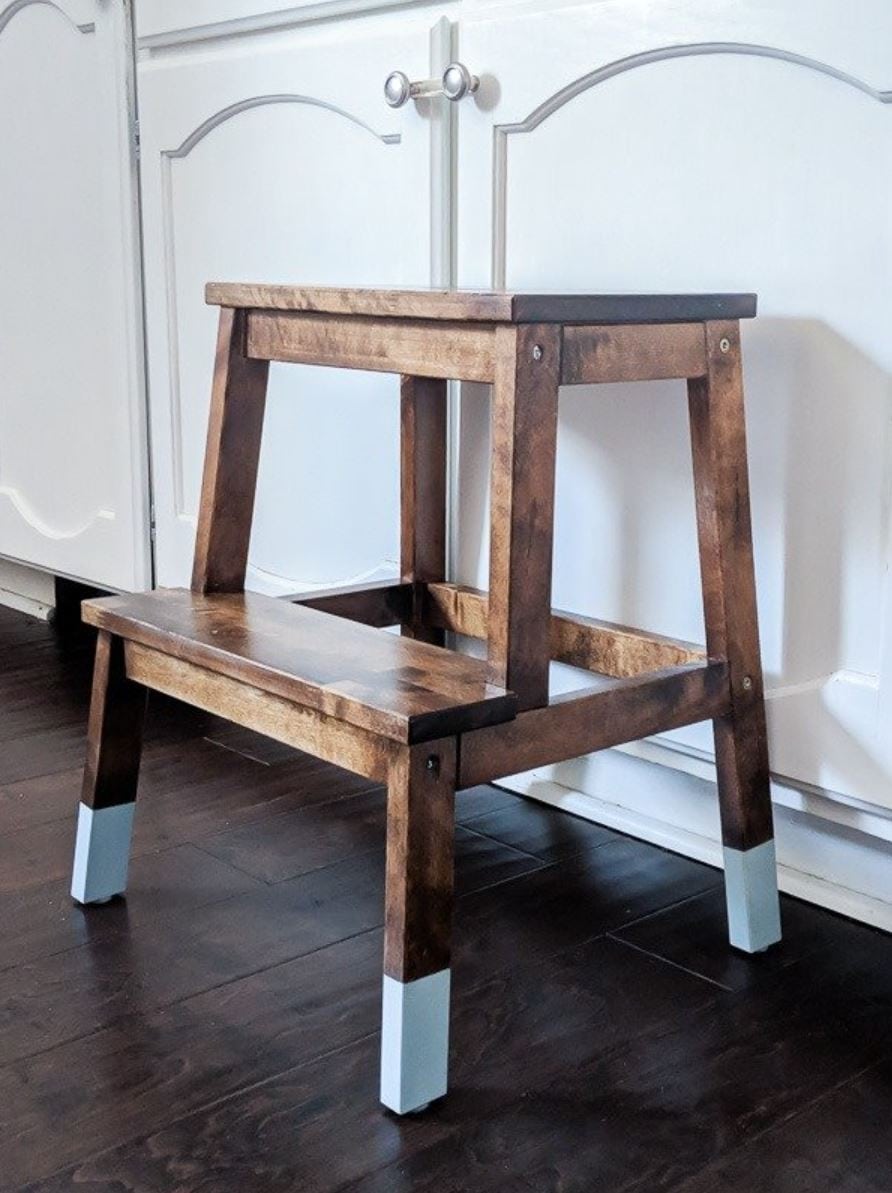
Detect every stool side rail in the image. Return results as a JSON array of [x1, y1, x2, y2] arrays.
[[285, 580, 706, 680], [241, 307, 712, 388], [458, 660, 730, 788], [423, 581, 705, 678], [124, 641, 395, 783], [283, 579, 413, 627], [560, 323, 708, 385], [246, 309, 498, 382]]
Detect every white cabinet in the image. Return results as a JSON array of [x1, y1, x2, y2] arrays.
[[138, 9, 455, 592], [0, 0, 149, 590], [3, 0, 890, 915], [454, 0, 892, 812]]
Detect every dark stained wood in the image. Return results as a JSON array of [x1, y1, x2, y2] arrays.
[[462, 795, 618, 862], [287, 579, 412, 628], [612, 885, 861, 994], [424, 581, 706, 677], [401, 375, 447, 644], [191, 307, 270, 593], [561, 322, 706, 384], [83, 589, 517, 745], [246, 310, 497, 382], [672, 1063, 892, 1193], [384, 738, 456, 982], [487, 323, 561, 709], [688, 322, 774, 851], [81, 630, 146, 810], [460, 662, 730, 788], [201, 787, 544, 888], [208, 281, 757, 325], [124, 642, 395, 783]]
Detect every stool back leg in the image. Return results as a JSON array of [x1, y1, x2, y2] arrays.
[[71, 632, 146, 905], [688, 320, 781, 953], [381, 738, 456, 1114], [400, 375, 447, 644], [192, 307, 270, 594], [487, 324, 561, 710]]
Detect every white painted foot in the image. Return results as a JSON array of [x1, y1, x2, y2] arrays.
[[723, 840, 782, 953], [380, 969, 450, 1114], [71, 801, 136, 905]]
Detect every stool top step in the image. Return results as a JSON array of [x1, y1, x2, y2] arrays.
[[206, 283, 756, 325], [83, 589, 517, 745]]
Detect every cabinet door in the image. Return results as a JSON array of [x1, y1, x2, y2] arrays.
[[455, 0, 892, 808], [139, 12, 452, 593], [0, 0, 149, 589]]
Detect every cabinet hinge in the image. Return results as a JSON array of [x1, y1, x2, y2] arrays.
[[132, 117, 141, 161]]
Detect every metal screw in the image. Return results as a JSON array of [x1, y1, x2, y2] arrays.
[[742, 675, 753, 691], [426, 754, 440, 776], [532, 344, 543, 362], [719, 337, 731, 353]]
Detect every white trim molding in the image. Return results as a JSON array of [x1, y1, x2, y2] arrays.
[[501, 749, 892, 933]]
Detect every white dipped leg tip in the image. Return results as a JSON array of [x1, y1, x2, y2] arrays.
[[723, 839, 782, 953], [71, 802, 136, 905], [380, 969, 450, 1114]]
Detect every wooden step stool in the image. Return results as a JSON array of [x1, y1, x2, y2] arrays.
[[71, 283, 781, 1114]]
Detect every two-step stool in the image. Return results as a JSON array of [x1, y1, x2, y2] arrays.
[[71, 284, 781, 1114]]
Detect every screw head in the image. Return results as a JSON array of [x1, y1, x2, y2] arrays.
[[719, 337, 731, 353], [742, 675, 753, 691], [532, 344, 543, 362]]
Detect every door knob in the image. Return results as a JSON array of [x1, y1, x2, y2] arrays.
[[384, 62, 480, 108]]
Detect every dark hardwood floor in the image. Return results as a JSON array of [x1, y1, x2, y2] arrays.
[[0, 604, 891, 1191]]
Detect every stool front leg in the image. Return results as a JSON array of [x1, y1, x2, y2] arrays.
[[71, 631, 146, 905], [381, 738, 456, 1114], [688, 322, 781, 954]]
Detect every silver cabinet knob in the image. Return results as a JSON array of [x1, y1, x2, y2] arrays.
[[442, 62, 478, 101], [384, 71, 412, 108], [384, 62, 480, 108]]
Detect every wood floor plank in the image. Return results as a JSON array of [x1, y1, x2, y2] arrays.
[[612, 885, 890, 992], [0, 827, 547, 1068], [351, 943, 892, 1193], [199, 786, 546, 886], [14, 937, 717, 1192], [452, 837, 721, 990], [459, 795, 620, 861], [0, 844, 264, 973], [0, 741, 379, 895], [453, 784, 521, 822], [671, 1061, 892, 1193]]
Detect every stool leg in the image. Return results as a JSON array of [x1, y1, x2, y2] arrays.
[[487, 324, 561, 709], [381, 738, 456, 1114], [688, 321, 781, 954], [71, 631, 146, 905], [400, 375, 447, 644]]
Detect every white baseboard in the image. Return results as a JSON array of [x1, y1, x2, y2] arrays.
[[499, 747, 892, 933], [0, 559, 55, 620]]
